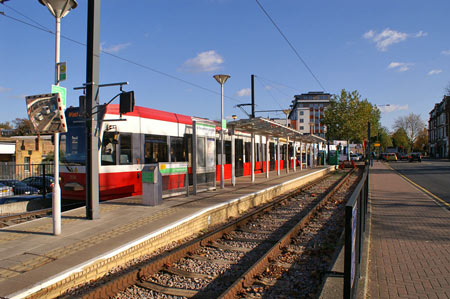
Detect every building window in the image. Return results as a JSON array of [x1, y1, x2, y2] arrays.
[[300, 111, 304, 116], [300, 119, 304, 123], [24, 157, 30, 172], [300, 126, 304, 130]]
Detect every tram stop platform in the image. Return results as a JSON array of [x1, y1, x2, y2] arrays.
[[0, 165, 334, 298], [320, 160, 450, 298]]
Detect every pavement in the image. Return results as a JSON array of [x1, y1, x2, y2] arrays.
[[366, 161, 450, 298]]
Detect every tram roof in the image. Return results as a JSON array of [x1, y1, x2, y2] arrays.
[[227, 117, 326, 143]]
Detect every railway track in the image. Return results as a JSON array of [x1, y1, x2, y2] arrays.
[[62, 168, 360, 299]]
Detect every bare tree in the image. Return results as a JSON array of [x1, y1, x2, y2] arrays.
[[393, 113, 426, 150], [445, 82, 450, 96]]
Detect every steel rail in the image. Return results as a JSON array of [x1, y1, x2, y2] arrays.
[[81, 171, 350, 299], [217, 168, 355, 298]]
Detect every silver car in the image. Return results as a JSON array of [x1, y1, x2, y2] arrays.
[[0, 183, 14, 197]]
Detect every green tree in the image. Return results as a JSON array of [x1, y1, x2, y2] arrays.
[[0, 121, 12, 129], [391, 128, 410, 152], [12, 118, 34, 136], [413, 128, 428, 152], [378, 127, 393, 153], [323, 89, 380, 159]]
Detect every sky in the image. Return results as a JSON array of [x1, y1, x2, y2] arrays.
[[1, 0, 449, 131]]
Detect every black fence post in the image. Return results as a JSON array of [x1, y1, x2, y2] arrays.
[[42, 164, 46, 200]]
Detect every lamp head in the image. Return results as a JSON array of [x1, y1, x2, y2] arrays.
[[213, 74, 230, 85], [38, 0, 77, 18]]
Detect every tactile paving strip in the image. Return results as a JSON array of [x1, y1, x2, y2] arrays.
[[0, 205, 184, 281]]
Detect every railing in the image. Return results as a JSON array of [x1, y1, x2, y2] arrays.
[[344, 166, 369, 298], [0, 162, 54, 199]]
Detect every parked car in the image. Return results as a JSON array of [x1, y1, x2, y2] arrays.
[[398, 153, 409, 161], [408, 152, 422, 162], [0, 183, 14, 197], [350, 153, 361, 161], [385, 153, 397, 161], [0, 179, 39, 195], [21, 176, 55, 194]]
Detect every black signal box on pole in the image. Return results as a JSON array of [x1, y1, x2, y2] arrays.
[[120, 91, 135, 114]]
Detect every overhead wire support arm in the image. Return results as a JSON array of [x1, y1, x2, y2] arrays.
[[235, 103, 252, 117]]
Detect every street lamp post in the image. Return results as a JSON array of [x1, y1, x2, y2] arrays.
[[38, 0, 77, 236], [213, 74, 230, 189]]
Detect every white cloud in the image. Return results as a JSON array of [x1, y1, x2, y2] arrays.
[[235, 88, 251, 97], [363, 30, 375, 39], [0, 86, 11, 93], [387, 62, 413, 72], [378, 104, 408, 113], [363, 28, 427, 51], [100, 42, 131, 53], [415, 31, 428, 38], [441, 50, 450, 55], [428, 69, 442, 76], [180, 50, 224, 73], [264, 85, 273, 90]]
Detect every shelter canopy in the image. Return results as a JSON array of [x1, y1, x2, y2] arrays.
[[227, 117, 326, 143]]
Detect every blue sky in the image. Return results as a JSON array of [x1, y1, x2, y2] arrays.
[[1, 0, 449, 131]]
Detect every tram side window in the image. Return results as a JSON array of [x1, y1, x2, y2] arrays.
[[119, 134, 132, 165], [216, 140, 231, 165], [170, 136, 186, 162], [225, 140, 231, 164], [244, 142, 251, 163], [101, 132, 117, 165], [255, 143, 260, 162], [145, 134, 168, 163]]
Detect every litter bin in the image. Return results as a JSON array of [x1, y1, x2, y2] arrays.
[[328, 150, 339, 165], [142, 164, 162, 206]]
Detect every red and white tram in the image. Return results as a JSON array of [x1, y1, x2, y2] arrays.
[[59, 104, 299, 201]]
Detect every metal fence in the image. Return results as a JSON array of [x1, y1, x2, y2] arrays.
[[344, 166, 369, 298], [0, 162, 54, 199]]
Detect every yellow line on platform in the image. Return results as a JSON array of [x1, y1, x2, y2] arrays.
[[385, 163, 450, 209]]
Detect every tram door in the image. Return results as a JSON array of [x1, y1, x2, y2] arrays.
[[269, 142, 275, 171], [235, 139, 244, 177]]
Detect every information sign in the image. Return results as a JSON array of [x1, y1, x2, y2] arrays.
[[57, 62, 67, 82], [52, 85, 67, 109]]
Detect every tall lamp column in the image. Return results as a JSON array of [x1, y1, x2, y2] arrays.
[[38, 0, 78, 236], [213, 74, 230, 189]]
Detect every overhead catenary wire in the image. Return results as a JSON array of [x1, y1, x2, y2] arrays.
[[254, 75, 302, 92], [255, 0, 327, 92], [0, 5, 243, 104], [255, 75, 298, 100]]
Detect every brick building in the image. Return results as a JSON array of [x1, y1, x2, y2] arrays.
[[0, 135, 54, 164], [428, 96, 449, 158], [288, 91, 331, 138]]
